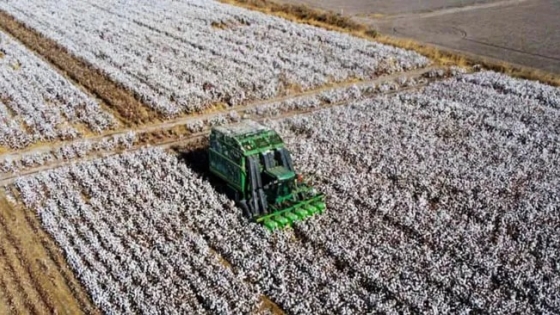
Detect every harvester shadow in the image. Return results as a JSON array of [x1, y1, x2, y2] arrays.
[[175, 147, 232, 201]]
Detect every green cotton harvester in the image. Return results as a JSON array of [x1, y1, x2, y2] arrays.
[[209, 120, 326, 231]]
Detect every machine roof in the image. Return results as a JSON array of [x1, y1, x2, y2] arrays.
[[213, 120, 284, 154], [265, 166, 295, 181], [213, 120, 270, 138]]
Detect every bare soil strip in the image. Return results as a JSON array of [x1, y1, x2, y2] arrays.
[[0, 10, 154, 125], [258, 295, 286, 315], [0, 193, 100, 315], [0, 258, 30, 314], [0, 289, 12, 315], [0, 213, 49, 315]]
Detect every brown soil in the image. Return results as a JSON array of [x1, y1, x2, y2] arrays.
[[376, 0, 560, 74], [0, 10, 156, 126], [257, 295, 286, 315], [0, 192, 100, 315]]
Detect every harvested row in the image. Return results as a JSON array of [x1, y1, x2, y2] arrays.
[[0, 29, 115, 149], [0, 0, 429, 117], [0, 194, 99, 315]]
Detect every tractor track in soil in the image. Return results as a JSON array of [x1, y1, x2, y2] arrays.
[[0, 66, 456, 186], [0, 215, 51, 315]]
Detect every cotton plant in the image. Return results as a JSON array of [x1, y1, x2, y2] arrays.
[[0, 131, 140, 176], [185, 120, 205, 133], [11, 147, 404, 314], [245, 75, 427, 119], [12, 69, 560, 313], [11, 81, 560, 315], [14, 148, 264, 314], [0, 157, 18, 174], [0, 0, 557, 312]]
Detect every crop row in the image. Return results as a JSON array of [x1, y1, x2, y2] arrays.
[[0, 30, 116, 149], [14, 149, 262, 314], [0, 0, 429, 117], [14, 147, 391, 314]]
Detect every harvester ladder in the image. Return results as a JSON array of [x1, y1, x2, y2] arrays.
[[247, 155, 268, 217]]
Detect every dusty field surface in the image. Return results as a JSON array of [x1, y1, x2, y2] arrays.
[[278, 0, 560, 74], [377, 0, 560, 73]]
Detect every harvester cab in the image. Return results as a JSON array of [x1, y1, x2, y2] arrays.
[[209, 120, 326, 231]]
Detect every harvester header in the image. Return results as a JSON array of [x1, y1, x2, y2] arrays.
[[209, 120, 326, 231]]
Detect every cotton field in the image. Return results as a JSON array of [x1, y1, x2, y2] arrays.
[[0, 0, 558, 313], [7, 71, 559, 314], [0, 0, 429, 116], [271, 71, 560, 314], [0, 30, 115, 149]]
